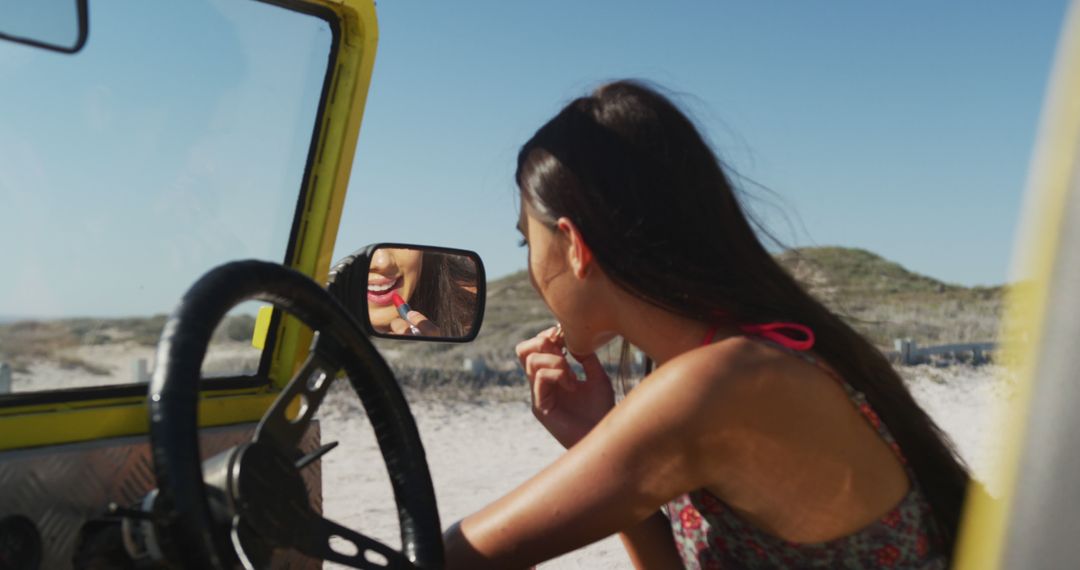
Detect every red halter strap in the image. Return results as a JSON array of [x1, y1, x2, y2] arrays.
[[701, 321, 816, 351]]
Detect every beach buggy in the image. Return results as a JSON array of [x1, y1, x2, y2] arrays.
[[1, 1, 1080, 568]]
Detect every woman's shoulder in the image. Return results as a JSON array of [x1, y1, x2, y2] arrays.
[[621, 338, 785, 435], [651, 335, 808, 396], [638, 335, 854, 440]]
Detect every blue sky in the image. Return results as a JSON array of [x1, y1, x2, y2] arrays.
[[0, 0, 1069, 318], [0, 0, 328, 317], [335, 0, 1069, 288]]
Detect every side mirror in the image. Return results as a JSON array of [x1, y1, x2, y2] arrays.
[[0, 0, 88, 54], [329, 243, 486, 342]]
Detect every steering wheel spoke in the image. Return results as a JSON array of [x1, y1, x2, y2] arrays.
[[291, 516, 412, 569], [254, 338, 341, 453]]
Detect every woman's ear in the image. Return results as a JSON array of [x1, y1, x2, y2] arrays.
[[556, 217, 593, 279]]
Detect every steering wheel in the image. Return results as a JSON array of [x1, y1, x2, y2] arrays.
[[146, 260, 443, 569]]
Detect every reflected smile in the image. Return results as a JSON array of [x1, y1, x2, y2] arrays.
[[367, 276, 402, 306]]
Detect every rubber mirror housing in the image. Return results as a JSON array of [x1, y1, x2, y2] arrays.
[[329, 243, 486, 342]]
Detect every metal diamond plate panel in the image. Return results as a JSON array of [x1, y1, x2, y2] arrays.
[[0, 421, 323, 569]]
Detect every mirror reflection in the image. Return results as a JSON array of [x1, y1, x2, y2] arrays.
[[366, 247, 479, 338]]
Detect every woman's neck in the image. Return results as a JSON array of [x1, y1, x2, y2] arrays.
[[611, 293, 737, 366]]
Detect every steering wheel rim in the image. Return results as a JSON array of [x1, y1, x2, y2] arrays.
[[147, 260, 443, 569]]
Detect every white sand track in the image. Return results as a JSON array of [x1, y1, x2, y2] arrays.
[[320, 364, 1011, 569], [320, 399, 632, 569], [6, 346, 1010, 568], [6, 340, 261, 392]]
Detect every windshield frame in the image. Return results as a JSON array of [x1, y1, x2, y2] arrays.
[[0, 0, 341, 408]]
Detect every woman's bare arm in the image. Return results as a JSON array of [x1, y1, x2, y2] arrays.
[[619, 511, 683, 569], [442, 344, 751, 569]]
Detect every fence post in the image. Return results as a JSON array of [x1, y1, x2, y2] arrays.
[[463, 357, 487, 374], [893, 338, 917, 365], [133, 358, 150, 383], [0, 362, 11, 394]]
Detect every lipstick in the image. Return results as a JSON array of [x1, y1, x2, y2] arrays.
[[391, 292, 422, 335], [552, 323, 566, 354]]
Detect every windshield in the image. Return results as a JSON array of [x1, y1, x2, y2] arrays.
[[0, 0, 334, 395]]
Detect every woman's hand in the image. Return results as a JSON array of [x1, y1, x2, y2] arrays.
[[389, 309, 441, 337], [516, 326, 615, 448]]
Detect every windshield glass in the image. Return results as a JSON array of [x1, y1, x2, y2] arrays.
[[0, 0, 333, 394]]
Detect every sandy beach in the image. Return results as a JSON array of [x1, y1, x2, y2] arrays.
[[5, 339, 262, 393], [320, 397, 632, 569], [2, 335, 1011, 568], [319, 364, 1012, 569]]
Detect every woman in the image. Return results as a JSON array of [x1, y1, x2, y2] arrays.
[[367, 248, 478, 337], [442, 81, 968, 568]]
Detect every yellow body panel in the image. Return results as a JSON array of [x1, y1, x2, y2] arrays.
[[0, 393, 280, 451], [0, 0, 378, 451], [952, 1, 1080, 567], [252, 305, 274, 350]]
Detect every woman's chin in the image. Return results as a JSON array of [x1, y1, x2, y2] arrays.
[[565, 330, 616, 357], [369, 319, 393, 334]]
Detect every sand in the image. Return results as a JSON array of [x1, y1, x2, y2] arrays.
[[899, 364, 1013, 495], [319, 397, 634, 569], [6, 340, 262, 392], [319, 364, 1013, 569], [6, 345, 1011, 568]]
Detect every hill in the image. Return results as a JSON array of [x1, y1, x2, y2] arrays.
[[0, 247, 1003, 395], [375, 246, 1004, 377], [776, 247, 1003, 346]]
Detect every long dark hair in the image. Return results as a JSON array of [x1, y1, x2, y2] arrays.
[[409, 251, 478, 337], [515, 80, 968, 553]]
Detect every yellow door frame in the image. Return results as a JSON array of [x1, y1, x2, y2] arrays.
[[0, 0, 378, 452]]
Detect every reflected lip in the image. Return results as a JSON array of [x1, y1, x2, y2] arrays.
[[367, 276, 402, 306]]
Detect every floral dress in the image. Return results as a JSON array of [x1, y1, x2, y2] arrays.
[[666, 330, 947, 569]]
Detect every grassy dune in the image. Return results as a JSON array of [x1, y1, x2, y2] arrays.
[[0, 247, 1003, 391], [777, 247, 1003, 346], [373, 246, 1004, 399], [0, 314, 255, 376]]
